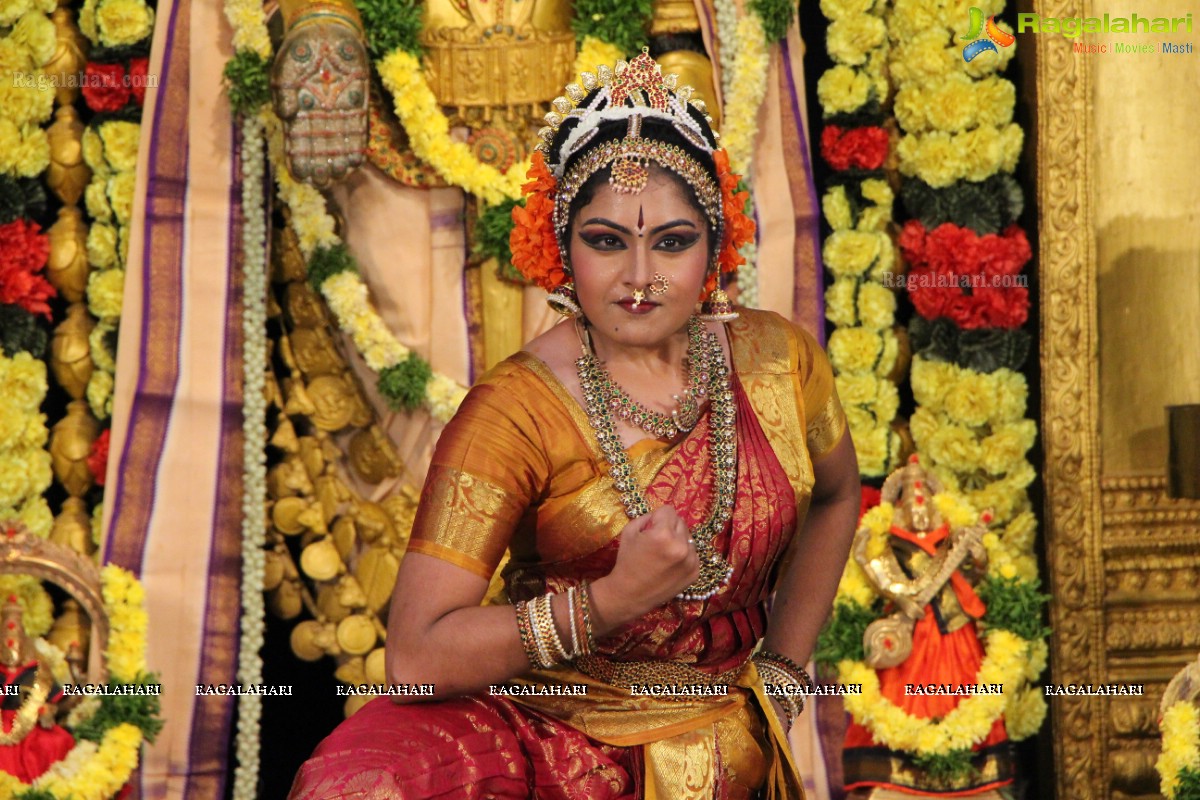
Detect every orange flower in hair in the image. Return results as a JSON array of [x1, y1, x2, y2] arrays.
[[510, 152, 566, 292], [705, 149, 756, 298]]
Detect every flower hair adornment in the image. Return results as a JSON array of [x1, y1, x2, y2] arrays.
[[509, 151, 563, 292], [708, 148, 756, 299], [509, 49, 756, 297]]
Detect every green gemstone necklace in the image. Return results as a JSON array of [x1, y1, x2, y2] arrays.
[[576, 316, 736, 600]]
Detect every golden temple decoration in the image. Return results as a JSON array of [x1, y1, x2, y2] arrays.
[[264, 219, 420, 715], [1036, 0, 1200, 791], [0, 528, 110, 685], [420, 0, 574, 133], [46, 207, 90, 304]]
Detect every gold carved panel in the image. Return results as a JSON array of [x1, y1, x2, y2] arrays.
[[1037, 2, 1200, 798]]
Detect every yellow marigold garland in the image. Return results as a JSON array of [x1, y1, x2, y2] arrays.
[[0, 350, 54, 538], [720, 14, 768, 178], [33, 723, 143, 800], [262, 113, 469, 423], [0, 566, 153, 797], [1158, 701, 1200, 799], [376, 49, 529, 206], [102, 564, 149, 680], [574, 36, 625, 85], [816, 0, 900, 478]]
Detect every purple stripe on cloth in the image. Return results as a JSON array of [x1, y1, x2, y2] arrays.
[[430, 210, 463, 230], [182, 119, 249, 800], [780, 36, 826, 345], [104, 0, 188, 571]]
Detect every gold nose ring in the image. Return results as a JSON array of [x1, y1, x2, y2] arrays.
[[649, 274, 669, 295]]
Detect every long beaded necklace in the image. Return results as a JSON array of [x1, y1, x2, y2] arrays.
[[576, 316, 737, 600]]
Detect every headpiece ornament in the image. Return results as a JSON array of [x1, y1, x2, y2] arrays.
[[510, 49, 755, 299]]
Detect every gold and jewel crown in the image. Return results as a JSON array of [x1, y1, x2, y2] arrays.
[[536, 48, 718, 177]]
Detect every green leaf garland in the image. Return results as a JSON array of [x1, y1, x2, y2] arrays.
[[355, 0, 423, 60], [71, 673, 165, 745], [1176, 768, 1200, 800], [378, 353, 434, 411], [911, 749, 977, 788], [748, 0, 795, 43], [572, 0, 653, 57], [307, 244, 358, 291], [223, 50, 272, 116], [814, 600, 879, 667], [977, 576, 1050, 643]]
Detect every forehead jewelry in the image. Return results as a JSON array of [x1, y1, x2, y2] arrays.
[[609, 114, 650, 195]]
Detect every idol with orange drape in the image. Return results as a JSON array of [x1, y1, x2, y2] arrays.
[[289, 309, 847, 800], [842, 524, 1015, 794]]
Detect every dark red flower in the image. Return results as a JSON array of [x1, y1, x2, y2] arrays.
[[901, 220, 1032, 328], [82, 62, 131, 113], [859, 485, 882, 521], [0, 219, 55, 319], [129, 57, 150, 106], [821, 125, 889, 171], [88, 429, 111, 487]]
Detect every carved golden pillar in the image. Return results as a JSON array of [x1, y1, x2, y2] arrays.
[[1037, 1, 1200, 796]]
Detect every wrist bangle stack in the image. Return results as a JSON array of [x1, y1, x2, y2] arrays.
[[753, 649, 814, 729], [532, 594, 569, 664], [515, 584, 598, 669]]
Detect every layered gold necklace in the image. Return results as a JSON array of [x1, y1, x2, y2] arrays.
[[576, 317, 736, 600]]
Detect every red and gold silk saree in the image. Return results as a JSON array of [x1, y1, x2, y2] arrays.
[[289, 310, 846, 800]]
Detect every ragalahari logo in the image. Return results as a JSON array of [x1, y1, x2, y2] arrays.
[[961, 7, 1016, 61]]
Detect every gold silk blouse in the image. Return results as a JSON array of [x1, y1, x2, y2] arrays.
[[406, 308, 846, 588]]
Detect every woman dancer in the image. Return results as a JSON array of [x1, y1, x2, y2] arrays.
[[290, 50, 860, 799]]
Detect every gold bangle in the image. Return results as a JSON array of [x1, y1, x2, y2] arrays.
[[533, 593, 569, 665], [755, 660, 803, 724], [566, 587, 581, 658], [578, 582, 595, 654], [514, 600, 541, 668], [526, 599, 554, 668]]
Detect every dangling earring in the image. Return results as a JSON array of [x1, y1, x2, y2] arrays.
[[698, 288, 738, 322], [547, 282, 582, 318]]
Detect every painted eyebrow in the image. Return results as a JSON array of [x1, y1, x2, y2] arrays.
[[580, 218, 698, 235]]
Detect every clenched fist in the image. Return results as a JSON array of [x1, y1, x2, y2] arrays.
[[589, 506, 701, 632]]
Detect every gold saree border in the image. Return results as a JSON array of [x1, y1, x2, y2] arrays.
[[506, 661, 804, 798], [727, 311, 814, 507]]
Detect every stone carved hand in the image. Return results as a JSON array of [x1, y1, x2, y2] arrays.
[[271, 17, 369, 189]]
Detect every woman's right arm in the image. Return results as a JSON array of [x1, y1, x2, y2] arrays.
[[385, 505, 701, 701]]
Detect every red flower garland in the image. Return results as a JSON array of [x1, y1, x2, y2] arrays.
[[129, 58, 150, 106], [0, 219, 55, 319], [82, 62, 132, 112], [900, 221, 1032, 329], [88, 429, 111, 487], [821, 125, 889, 171], [859, 485, 882, 520]]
